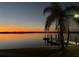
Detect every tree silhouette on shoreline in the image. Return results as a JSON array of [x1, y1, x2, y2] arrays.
[[43, 2, 79, 49]]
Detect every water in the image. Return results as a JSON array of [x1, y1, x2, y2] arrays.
[[0, 33, 78, 49], [0, 33, 46, 49]]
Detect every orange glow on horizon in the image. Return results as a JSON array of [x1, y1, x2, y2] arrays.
[[0, 26, 44, 32], [0, 34, 44, 42], [0, 26, 45, 42]]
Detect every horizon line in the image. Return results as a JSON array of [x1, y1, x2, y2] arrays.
[[0, 31, 78, 34]]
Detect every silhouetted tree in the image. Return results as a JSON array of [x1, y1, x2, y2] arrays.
[[65, 5, 79, 47], [66, 26, 69, 47], [75, 37, 77, 46], [43, 2, 79, 49]]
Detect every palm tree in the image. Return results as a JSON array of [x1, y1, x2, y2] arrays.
[[75, 37, 77, 46], [64, 5, 79, 47], [43, 2, 79, 49], [66, 25, 69, 47]]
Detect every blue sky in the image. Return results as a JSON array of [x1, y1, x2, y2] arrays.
[[0, 2, 50, 30], [0, 2, 79, 31]]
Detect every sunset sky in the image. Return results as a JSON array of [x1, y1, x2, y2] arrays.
[[0, 2, 50, 32], [0, 2, 79, 32], [0, 2, 79, 49]]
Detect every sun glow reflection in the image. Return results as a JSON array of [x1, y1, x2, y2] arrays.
[[0, 34, 44, 42]]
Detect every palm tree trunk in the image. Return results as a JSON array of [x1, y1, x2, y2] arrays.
[[66, 27, 69, 47], [60, 26, 64, 49], [75, 37, 77, 46], [59, 18, 64, 49]]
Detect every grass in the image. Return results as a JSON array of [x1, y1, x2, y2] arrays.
[[62, 45, 79, 57]]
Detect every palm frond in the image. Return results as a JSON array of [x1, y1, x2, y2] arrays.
[[51, 2, 61, 8], [65, 5, 79, 13], [43, 7, 52, 15], [45, 15, 55, 30], [73, 18, 79, 24]]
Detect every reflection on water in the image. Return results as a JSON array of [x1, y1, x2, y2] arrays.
[[0, 33, 78, 49], [0, 33, 45, 49]]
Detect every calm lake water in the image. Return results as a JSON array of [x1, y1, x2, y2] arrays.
[[0, 33, 78, 49], [0, 33, 46, 49]]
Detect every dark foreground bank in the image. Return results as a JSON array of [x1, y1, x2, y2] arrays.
[[0, 46, 79, 57]]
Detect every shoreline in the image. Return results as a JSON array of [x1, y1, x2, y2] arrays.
[[0, 46, 78, 56]]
